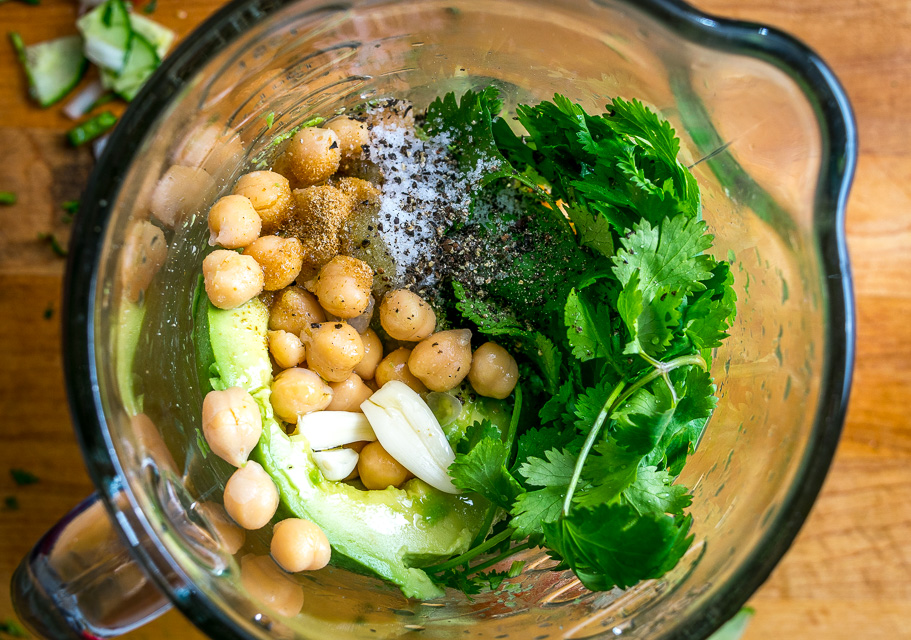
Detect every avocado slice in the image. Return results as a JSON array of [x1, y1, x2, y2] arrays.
[[203, 298, 503, 600]]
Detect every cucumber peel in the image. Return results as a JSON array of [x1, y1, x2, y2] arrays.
[[111, 32, 160, 101], [9, 33, 88, 108]]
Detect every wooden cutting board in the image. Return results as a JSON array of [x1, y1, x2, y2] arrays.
[[0, 0, 908, 638]]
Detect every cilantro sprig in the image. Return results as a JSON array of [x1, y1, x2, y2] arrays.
[[424, 90, 736, 593]]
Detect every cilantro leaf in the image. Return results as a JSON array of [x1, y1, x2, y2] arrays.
[[455, 419, 502, 456], [575, 439, 640, 509], [611, 384, 676, 455], [684, 259, 737, 350], [538, 380, 575, 425], [563, 204, 614, 258], [612, 215, 714, 299], [542, 504, 693, 591], [449, 435, 523, 510], [517, 448, 577, 488], [510, 448, 577, 537], [572, 378, 617, 434], [612, 215, 713, 356], [621, 466, 692, 517], [511, 485, 566, 538], [564, 287, 615, 364], [604, 97, 700, 220], [616, 272, 684, 357]]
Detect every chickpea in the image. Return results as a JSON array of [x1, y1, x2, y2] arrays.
[[345, 295, 375, 334], [342, 440, 367, 480], [333, 177, 380, 210], [240, 554, 304, 618], [268, 330, 306, 369], [379, 290, 436, 341], [327, 373, 373, 412], [208, 195, 262, 249], [303, 322, 364, 382], [270, 367, 333, 423], [269, 286, 326, 336], [325, 117, 369, 161], [150, 165, 216, 229], [232, 170, 293, 234], [202, 387, 263, 467], [358, 441, 411, 490], [120, 221, 167, 303], [173, 123, 244, 179], [224, 461, 279, 530], [374, 347, 427, 394], [270, 518, 331, 573], [245, 236, 304, 291], [131, 413, 177, 473], [305, 255, 373, 319], [196, 502, 245, 554], [285, 127, 341, 186], [364, 99, 415, 130], [468, 342, 519, 399], [353, 328, 383, 380], [408, 329, 473, 392], [203, 250, 264, 310]]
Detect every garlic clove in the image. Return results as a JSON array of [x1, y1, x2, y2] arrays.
[[293, 411, 376, 451], [312, 448, 360, 481], [360, 381, 459, 494]]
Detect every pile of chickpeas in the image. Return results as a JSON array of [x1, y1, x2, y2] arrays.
[[198, 113, 520, 582]]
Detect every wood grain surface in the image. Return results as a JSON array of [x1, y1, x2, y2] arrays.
[[1, 0, 909, 638]]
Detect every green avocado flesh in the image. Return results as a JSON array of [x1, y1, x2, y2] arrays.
[[204, 298, 500, 600]]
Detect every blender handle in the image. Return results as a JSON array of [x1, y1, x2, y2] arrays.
[[10, 492, 172, 639]]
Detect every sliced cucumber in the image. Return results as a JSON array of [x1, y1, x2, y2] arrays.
[[111, 32, 161, 101], [78, 0, 176, 101], [128, 13, 176, 59], [9, 33, 88, 108], [77, 0, 132, 73]]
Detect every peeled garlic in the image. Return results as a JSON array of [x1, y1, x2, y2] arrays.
[[360, 381, 459, 494], [312, 448, 360, 481], [293, 411, 376, 451]]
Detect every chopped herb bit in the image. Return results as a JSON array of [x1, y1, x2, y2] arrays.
[[0, 619, 27, 638], [67, 111, 117, 147], [61, 199, 79, 222], [196, 428, 210, 458], [10, 468, 38, 486], [43, 305, 54, 319], [265, 111, 275, 129], [88, 92, 117, 111], [142, 0, 157, 13], [38, 232, 67, 257], [268, 117, 324, 147], [4, 496, 19, 510], [0, 191, 16, 205]]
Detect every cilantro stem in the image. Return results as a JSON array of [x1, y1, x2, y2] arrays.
[[561, 353, 706, 516], [425, 527, 512, 573], [504, 383, 522, 456], [562, 380, 626, 515], [470, 383, 523, 548], [467, 540, 534, 575], [618, 353, 707, 409]]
